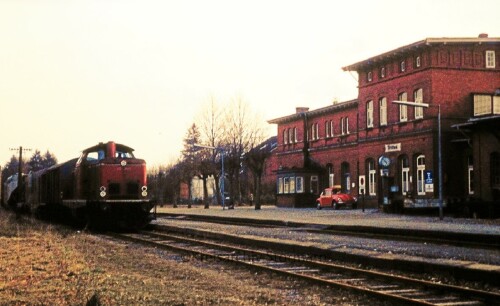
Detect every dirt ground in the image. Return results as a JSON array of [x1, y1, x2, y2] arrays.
[[0, 211, 388, 305]]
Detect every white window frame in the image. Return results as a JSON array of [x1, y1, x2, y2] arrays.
[[330, 120, 334, 136], [367, 100, 374, 128], [315, 123, 319, 139], [400, 60, 406, 72], [278, 177, 283, 194], [325, 121, 330, 138], [380, 67, 385, 78], [284, 177, 290, 194], [474, 94, 492, 116], [401, 157, 410, 196], [283, 129, 288, 144], [414, 88, 424, 119], [288, 128, 293, 144], [415, 56, 421, 68], [379, 97, 387, 126], [486, 50, 496, 68], [294, 127, 298, 143], [367, 71, 372, 82], [398, 92, 408, 122], [296, 177, 304, 193], [416, 155, 426, 195], [368, 160, 376, 196], [468, 165, 474, 195], [345, 117, 349, 134], [289, 176, 296, 193], [341, 118, 345, 135]]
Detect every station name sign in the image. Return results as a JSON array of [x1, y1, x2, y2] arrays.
[[385, 143, 401, 153]]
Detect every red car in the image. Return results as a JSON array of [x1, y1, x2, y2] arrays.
[[316, 185, 357, 210]]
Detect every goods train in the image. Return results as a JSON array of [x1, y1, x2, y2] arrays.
[[1, 141, 155, 228]]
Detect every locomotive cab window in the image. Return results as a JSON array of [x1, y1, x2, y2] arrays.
[[115, 151, 134, 159], [86, 150, 105, 162]]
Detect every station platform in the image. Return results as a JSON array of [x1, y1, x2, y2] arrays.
[[155, 205, 500, 236]]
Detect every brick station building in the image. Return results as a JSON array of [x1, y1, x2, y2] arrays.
[[268, 34, 500, 214]]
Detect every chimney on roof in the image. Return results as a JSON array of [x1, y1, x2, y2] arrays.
[[296, 107, 309, 114], [478, 33, 488, 38]]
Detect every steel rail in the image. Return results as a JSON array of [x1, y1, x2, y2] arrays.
[[110, 230, 499, 306]]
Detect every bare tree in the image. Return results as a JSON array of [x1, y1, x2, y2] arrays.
[[222, 95, 268, 204], [195, 95, 226, 206]]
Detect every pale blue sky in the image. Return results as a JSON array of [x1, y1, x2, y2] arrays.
[[1, 0, 499, 166]]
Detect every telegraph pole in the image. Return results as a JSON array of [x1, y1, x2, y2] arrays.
[[9, 146, 32, 191]]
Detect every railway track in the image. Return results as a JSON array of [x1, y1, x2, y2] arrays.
[[111, 230, 500, 306], [158, 213, 500, 250]]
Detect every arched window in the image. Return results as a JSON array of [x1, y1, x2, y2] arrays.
[[293, 127, 298, 143], [325, 121, 330, 138], [288, 128, 293, 144], [468, 155, 474, 195], [414, 88, 424, 119], [400, 155, 410, 195], [341, 162, 350, 193], [398, 92, 408, 122], [416, 155, 426, 195], [330, 120, 334, 136], [283, 129, 288, 144], [367, 101, 374, 128], [367, 159, 376, 196], [379, 97, 387, 126]]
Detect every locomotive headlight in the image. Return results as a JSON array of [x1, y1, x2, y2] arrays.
[[100, 186, 106, 198], [141, 186, 148, 197]]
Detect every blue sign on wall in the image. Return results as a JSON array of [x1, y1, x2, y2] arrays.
[[424, 170, 433, 184]]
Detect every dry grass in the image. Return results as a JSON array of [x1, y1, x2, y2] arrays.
[[0, 210, 387, 305]]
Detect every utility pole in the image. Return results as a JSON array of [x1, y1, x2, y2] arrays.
[[9, 146, 32, 191]]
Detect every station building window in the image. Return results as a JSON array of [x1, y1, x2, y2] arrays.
[[380, 67, 386, 78], [327, 164, 334, 187], [296, 177, 304, 193], [367, 159, 376, 196], [415, 56, 421, 68], [283, 129, 288, 145], [400, 60, 406, 72], [288, 128, 293, 144], [398, 92, 408, 122], [486, 50, 496, 68], [400, 155, 410, 195], [367, 71, 373, 82], [277, 176, 304, 194], [341, 117, 349, 135], [416, 155, 426, 195], [330, 120, 334, 136], [379, 97, 387, 126], [325, 121, 330, 138], [414, 88, 424, 119], [293, 127, 298, 143], [284, 177, 290, 193], [367, 100, 374, 128], [468, 156, 474, 195]]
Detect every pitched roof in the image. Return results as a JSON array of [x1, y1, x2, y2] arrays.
[[342, 36, 500, 72], [268, 99, 358, 124]]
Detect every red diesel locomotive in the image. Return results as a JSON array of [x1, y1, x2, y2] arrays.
[[5, 141, 154, 228]]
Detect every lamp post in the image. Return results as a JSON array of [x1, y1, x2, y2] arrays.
[[392, 100, 443, 220], [193, 144, 226, 210]]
